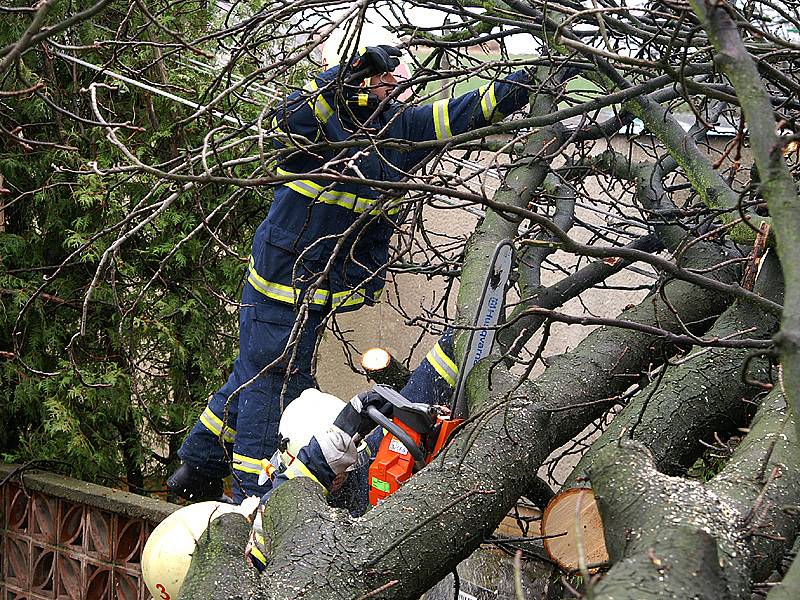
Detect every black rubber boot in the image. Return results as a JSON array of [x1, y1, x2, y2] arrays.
[[167, 463, 224, 502]]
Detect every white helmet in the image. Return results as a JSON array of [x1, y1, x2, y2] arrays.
[[320, 22, 412, 100], [142, 497, 259, 599], [275, 388, 347, 470]]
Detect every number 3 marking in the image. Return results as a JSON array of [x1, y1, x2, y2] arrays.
[[156, 583, 171, 600]]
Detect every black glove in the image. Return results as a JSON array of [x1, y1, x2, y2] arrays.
[[350, 45, 402, 77], [334, 389, 393, 438]]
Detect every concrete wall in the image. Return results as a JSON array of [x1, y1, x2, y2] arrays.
[[315, 138, 664, 399]]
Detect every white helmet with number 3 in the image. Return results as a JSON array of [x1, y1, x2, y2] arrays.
[[142, 498, 259, 599]]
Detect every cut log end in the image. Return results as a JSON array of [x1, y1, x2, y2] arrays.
[[542, 487, 609, 573]]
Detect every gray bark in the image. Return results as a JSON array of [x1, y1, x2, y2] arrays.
[[767, 539, 800, 600], [589, 388, 799, 600], [179, 234, 742, 599], [179, 513, 258, 600], [569, 253, 784, 483], [689, 0, 800, 450], [455, 70, 566, 361]]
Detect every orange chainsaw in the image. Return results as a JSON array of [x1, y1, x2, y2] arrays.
[[368, 240, 514, 505]]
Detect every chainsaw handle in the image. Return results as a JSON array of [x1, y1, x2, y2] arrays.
[[365, 405, 426, 466]]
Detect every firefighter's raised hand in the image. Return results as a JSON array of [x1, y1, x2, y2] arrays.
[[334, 389, 393, 438], [350, 45, 402, 77]]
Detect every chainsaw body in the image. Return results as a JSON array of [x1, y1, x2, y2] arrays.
[[368, 413, 464, 506], [367, 388, 464, 506]]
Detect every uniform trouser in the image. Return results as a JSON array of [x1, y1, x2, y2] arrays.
[[178, 282, 326, 502]]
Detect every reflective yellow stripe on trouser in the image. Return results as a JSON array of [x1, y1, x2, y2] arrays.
[[199, 407, 236, 443], [332, 288, 367, 308], [247, 257, 382, 309], [276, 167, 403, 216], [425, 342, 459, 387], [233, 452, 263, 475], [247, 257, 329, 306]]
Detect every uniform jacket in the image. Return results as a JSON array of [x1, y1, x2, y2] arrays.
[[247, 66, 531, 311]]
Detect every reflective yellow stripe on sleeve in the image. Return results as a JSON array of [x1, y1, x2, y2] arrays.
[[425, 342, 459, 387], [479, 83, 504, 123], [304, 80, 334, 124], [199, 407, 236, 444], [276, 167, 403, 215], [250, 541, 268, 569], [284, 459, 327, 494], [249, 515, 268, 568], [432, 99, 452, 140]]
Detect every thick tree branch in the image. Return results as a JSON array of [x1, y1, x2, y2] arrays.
[[768, 538, 800, 599], [590, 387, 798, 599], [180, 236, 743, 599], [569, 252, 784, 484], [689, 0, 800, 459]]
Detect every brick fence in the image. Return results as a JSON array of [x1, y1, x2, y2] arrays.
[[0, 464, 178, 600]]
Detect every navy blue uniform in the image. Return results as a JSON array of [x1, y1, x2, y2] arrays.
[[249, 331, 459, 568], [179, 63, 530, 501]]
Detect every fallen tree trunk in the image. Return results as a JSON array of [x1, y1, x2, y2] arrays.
[[179, 235, 742, 599], [689, 0, 800, 446], [589, 387, 799, 599], [767, 539, 800, 600], [569, 253, 784, 482]]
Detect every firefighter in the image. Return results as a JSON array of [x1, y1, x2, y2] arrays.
[[247, 330, 460, 568], [168, 25, 532, 502], [144, 332, 459, 595]]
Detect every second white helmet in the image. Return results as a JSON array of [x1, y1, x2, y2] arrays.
[[274, 388, 346, 470]]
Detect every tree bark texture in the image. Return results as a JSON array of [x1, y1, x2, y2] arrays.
[[689, 0, 800, 453], [179, 512, 258, 600], [569, 253, 784, 483], [589, 388, 798, 600], [767, 539, 800, 600], [455, 71, 566, 361], [179, 237, 743, 599]]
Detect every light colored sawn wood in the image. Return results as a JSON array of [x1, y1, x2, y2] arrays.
[[542, 487, 609, 573], [496, 502, 542, 538]]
